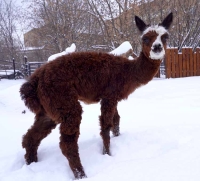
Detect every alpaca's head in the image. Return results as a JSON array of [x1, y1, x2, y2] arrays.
[[135, 12, 173, 60]]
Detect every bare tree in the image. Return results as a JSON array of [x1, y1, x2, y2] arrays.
[[171, 0, 200, 50], [0, 0, 22, 61], [24, 0, 106, 54], [86, 0, 140, 52], [23, 0, 200, 56], [131, 0, 200, 51]]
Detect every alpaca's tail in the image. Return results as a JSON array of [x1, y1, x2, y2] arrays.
[[20, 77, 41, 113]]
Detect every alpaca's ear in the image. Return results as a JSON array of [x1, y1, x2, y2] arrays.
[[160, 12, 173, 30], [135, 16, 147, 32]]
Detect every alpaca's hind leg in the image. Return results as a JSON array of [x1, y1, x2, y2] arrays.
[[22, 112, 57, 164], [100, 99, 117, 155], [111, 108, 120, 137], [59, 101, 86, 179]]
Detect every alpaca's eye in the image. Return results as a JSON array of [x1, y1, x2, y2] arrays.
[[162, 34, 169, 42], [142, 37, 150, 44]]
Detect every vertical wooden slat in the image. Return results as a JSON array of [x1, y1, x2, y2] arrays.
[[186, 48, 190, 76], [174, 48, 179, 77], [171, 49, 176, 78], [197, 48, 200, 76], [193, 51, 197, 76], [182, 48, 186, 77], [165, 49, 171, 78], [187, 48, 190, 76], [178, 50, 183, 78], [189, 48, 193, 76], [186, 48, 189, 77], [188, 48, 191, 76], [164, 50, 168, 78], [184, 48, 188, 76], [170, 49, 173, 78]]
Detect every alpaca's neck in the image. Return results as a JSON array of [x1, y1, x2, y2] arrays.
[[131, 52, 161, 84]]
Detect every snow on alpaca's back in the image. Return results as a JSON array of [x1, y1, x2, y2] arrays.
[[109, 41, 133, 57], [110, 41, 133, 60], [48, 41, 134, 62], [48, 43, 76, 62]]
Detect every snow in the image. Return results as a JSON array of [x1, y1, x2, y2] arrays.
[[0, 70, 20, 76], [47, 41, 134, 62], [48, 43, 76, 62], [110, 41, 134, 60], [0, 70, 14, 76], [0, 76, 200, 181], [21, 46, 45, 51], [110, 41, 133, 57]]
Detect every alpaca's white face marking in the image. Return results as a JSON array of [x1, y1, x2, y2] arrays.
[[142, 25, 168, 60], [150, 32, 165, 60]]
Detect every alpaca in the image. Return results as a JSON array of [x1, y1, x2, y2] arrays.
[[20, 12, 173, 179]]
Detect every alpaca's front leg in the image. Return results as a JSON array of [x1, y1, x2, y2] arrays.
[[100, 99, 118, 155]]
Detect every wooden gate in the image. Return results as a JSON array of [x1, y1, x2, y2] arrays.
[[165, 47, 200, 78]]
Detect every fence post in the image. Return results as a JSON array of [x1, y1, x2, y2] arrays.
[[12, 58, 16, 80], [24, 56, 29, 76], [28, 63, 31, 76]]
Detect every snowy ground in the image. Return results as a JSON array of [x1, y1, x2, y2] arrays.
[[0, 77, 200, 181]]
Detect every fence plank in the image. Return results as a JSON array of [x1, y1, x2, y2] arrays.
[[186, 48, 190, 76], [178, 51, 183, 77], [171, 49, 176, 78], [171, 49, 173, 78], [165, 49, 171, 78], [193, 51, 197, 76], [197, 48, 200, 76], [190, 48, 194, 76], [182, 48, 187, 77], [174, 48, 179, 77]]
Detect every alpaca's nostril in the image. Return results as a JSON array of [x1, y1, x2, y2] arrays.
[[154, 44, 161, 49], [153, 44, 162, 52]]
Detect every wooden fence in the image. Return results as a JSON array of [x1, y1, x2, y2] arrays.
[[27, 62, 45, 76], [165, 47, 200, 78], [22, 56, 46, 76]]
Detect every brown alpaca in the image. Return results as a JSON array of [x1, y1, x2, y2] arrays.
[[20, 13, 173, 179]]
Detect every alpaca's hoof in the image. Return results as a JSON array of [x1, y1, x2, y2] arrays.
[[113, 132, 120, 137], [74, 169, 87, 180], [112, 127, 120, 137], [75, 174, 87, 180], [102, 146, 111, 156], [25, 154, 38, 165]]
